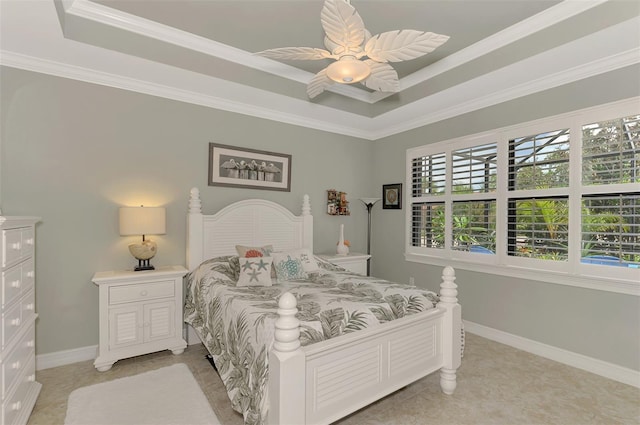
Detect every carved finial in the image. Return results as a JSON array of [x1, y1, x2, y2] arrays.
[[273, 292, 300, 353], [439, 266, 458, 304], [302, 194, 311, 216], [189, 187, 202, 214]]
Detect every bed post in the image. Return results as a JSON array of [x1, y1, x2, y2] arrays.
[[438, 266, 462, 395], [187, 187, 204, 271], [301, 194, 313, 251], [268, 292, 306, 425]]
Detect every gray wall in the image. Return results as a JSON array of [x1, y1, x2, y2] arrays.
[[0, 68, 372, 355], [370, 64, 640, 371], [2, 64, 639, 373]]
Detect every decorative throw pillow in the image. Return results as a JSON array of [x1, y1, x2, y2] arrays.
[[236, 244, 274, 258], [237, 257, 273, 287], [286, 248, 319, 272], [272, 253, 308, 282]]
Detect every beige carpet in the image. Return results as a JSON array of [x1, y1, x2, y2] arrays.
[[64, 363, 220, 425]]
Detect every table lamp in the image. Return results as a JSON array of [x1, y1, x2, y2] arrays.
[[119, 206, 166, 271]]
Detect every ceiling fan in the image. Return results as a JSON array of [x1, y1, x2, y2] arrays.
[[256, 0, 449, 99]]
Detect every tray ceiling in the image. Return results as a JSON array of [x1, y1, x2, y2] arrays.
[[1, 0, 639, 139]]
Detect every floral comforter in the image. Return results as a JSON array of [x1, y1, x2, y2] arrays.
[[184, 256, 439, 425]]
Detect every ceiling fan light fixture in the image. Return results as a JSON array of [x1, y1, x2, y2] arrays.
[[326, 56, 370, 84]]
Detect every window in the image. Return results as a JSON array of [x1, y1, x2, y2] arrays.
[[406, 98, 640, 294]]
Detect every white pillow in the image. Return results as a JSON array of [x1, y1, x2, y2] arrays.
[[237, 257, 273, 287], [292, 248, 320, 272], [272, 253, 308, 282]]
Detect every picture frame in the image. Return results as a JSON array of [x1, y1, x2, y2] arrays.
[[209, 143, 292, 191], [382, 183, 402, 209]]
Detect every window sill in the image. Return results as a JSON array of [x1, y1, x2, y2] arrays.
[[405, 252, 640, 296]]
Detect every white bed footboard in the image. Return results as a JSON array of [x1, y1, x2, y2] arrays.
[[268, 266, 462, 425]]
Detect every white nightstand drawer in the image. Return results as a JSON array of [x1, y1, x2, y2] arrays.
[[109, 280, 175, 305]]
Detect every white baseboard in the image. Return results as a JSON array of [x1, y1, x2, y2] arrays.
[[464, 320, 640, 388], [36, 345, 97, 371], [36, 322, 640, 389]]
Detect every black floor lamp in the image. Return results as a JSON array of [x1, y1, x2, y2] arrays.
[[360, 198, 381, 276]]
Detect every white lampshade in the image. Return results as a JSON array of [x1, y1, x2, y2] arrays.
[[119, 206, 166, 236], [326, 56, 371, 84]]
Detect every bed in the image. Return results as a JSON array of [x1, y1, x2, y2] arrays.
[[184, 188, 462, 425]]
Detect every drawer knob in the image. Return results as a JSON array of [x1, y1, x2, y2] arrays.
[[26, 271, 35, 278], [11, 280, 21, 288], [27, 340, 35, 348], [140, 290, 148, 297], [25, 303, 35, 311], [11, 318, 21, 327], [11, 361, 20, 370], [11, 242, 21, 250], [11, 401, 21, 411], [28, 374, 35, 382], [24, 238, 34, 246]]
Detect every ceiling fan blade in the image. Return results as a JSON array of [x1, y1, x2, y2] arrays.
[[307, 68, 334, 99], [321, 0, 366, 53], [256, 47, 332, 61], [361, 60, 399, 92], [364, 30, 450, 63]]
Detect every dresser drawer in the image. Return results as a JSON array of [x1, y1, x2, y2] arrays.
[[19, 259, 34, 295], [2, 356, 36, 425], [2, 325, 35, 396], [2, 302, 22, 349], [1, 267, 22, 310], [2, 228, 34, 269], [21, 290, 36, 324], [109, 280, 175, 305]]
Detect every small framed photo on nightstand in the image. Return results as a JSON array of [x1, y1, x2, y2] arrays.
[[382, 183, 402, 209]]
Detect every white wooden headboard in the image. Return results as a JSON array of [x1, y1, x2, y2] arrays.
[[186, 188, 313, 270]]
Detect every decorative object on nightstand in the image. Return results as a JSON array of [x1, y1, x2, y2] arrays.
[[1, 216, 42, 425], [336, 223, 349, 256], [119, 206, 166, 271], [92, 266, 188, 371], [360, 198, 381, 276]]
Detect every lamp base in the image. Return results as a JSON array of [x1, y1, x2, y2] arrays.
[[134, 258, 155, 271]]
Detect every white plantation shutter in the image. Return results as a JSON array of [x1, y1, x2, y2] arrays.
[[411, 202, 444, 248], [452, 143, 497, 194], [508, 129, 570, 190], [582, 115, 640, 185], [506, 197, 569, 260], [411, 153, 446, 197], [581, 193, 640, 265], [451, 200, 496, 252]]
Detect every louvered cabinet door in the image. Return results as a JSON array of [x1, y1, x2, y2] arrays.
[[109, 305, 143, 349]]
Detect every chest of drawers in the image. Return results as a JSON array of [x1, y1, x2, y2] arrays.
[[0, 217, 41, 425]]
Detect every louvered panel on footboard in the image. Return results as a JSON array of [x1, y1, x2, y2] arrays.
[[304, 311, 444, 425]]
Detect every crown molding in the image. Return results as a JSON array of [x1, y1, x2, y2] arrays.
[[371, 47, 640, 139], [2, 1, 637, 141], [63, 0, 606, 105]]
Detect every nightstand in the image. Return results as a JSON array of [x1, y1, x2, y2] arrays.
[[92, 266, 188, 371], [318, 252, 371, 275]]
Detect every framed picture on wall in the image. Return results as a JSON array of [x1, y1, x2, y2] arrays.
[[382, 183, 402, 209], [209, 143, 292, 191]]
